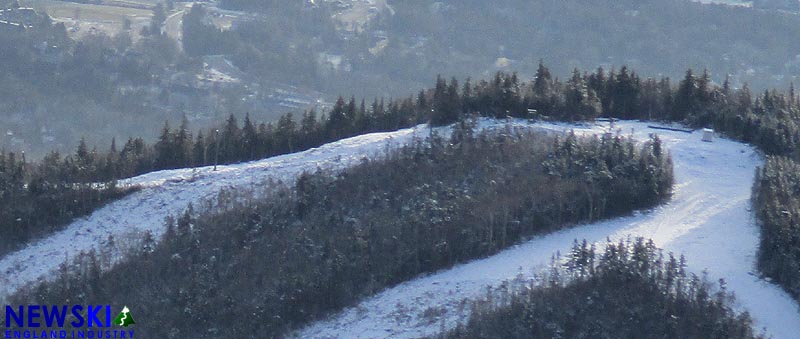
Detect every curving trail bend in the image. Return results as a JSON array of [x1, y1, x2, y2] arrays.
[[293, 120, 800, 339], [1, 120, 798, 339]]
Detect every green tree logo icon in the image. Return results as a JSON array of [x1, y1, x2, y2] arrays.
[[113, 306, 136, 327]]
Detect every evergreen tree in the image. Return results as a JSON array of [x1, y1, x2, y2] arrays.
[[174, 115, 193, 168], [430, 76, 461, 125], [220, 114, 240, 163], [300, 109, 320, 149], [672, 69, 697, 121], [276, 113, 297, 153], [533, 61, 553, 99], [610, 66, 640, 119], [155, 121, 175, 169], [241, 113, 258, 160], [565, 69, 599, 121], [328, 96, 348, 139], [193, 131, 207, 166]]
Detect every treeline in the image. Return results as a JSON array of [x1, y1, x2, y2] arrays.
[[17, 65, 708, 180], [68, 94, 427, 180], [427, 66, 800, 162], [10, 124, 672, 338], [29, 63, 800, 182], [429, 65, 800, 160], [753, 157, 800, 300], [431, 238, 763, 339], [0, 149, 137, 257]]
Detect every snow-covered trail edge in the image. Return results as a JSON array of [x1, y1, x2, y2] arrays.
[[0, 123, 448, 302], [294, 121, 800, 339], [0, 119, 536, 301]]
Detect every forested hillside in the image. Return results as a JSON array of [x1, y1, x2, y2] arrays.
[[0, 5, 190, 157], [181, 3, 335, 84], [753, 157, 800, 301], [431, 238, 763, 339], [9, 125, 672, 338]]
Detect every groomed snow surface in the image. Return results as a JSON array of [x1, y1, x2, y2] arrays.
[[0, 120, 506, 300], [0, 124, 431, 301], [1, 119, 799, 339], [293, 120, 800, 339]]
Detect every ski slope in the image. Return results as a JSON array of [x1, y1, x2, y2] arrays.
[[0, 119, 529, 301], [294, 120, 800, 339], [0, 123, 440, 301], [1, 119, 798, 339]]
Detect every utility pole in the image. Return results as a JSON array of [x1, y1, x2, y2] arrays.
[[214, 129, 220, 171]]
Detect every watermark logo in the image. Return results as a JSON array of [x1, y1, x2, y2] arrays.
[[112, 307, 135, 328], [4, 304, 136, 338]]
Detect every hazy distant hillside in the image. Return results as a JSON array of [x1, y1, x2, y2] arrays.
[[358, 0, 800, 92], [0, 2, 325, 158], [209, 0, 800, 96], [5, 0, 800, 157]]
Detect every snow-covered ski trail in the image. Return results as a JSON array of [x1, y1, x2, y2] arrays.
[[2, 119, 798, 338], [293, 120, 800, 339], [0, 124, 438, 301], [0, 119, 531, 301]]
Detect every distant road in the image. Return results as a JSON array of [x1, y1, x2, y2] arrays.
[[163, 6, 185, 48]]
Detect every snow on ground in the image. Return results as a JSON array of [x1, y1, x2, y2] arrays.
[[2, 119, 798, 339], [0, 124, 438, 302], [293, 120, 800, 339], [0, 119, 527, 302]]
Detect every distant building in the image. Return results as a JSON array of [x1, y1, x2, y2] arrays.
[[702, 128, 715, 142]]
